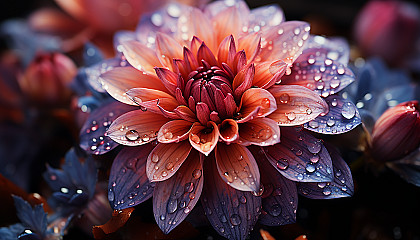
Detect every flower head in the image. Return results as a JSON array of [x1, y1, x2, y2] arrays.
[[86, 1, 358, 238]]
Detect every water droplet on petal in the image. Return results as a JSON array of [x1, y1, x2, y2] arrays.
[[276, 158, 289, 170], [167, 198, 178, 214], [151, 154, 159, 163], [239, 196, 247, 204], [165, 162, 174, 170], [261, 98, 271, 108], [192, 169, 202, 179], [269, 204, 282, 216], [108, 189, 115, 201], [310, 155, 320, 163], [307, 140, 322, 154], [342, 102, 356, 119], [297, 173, 304, 181], [184, 182, 194, 193], [306, 163, 316, 173], [160, 215, 166, 221], [125, 130, 139, 141], [230, 214, 242, 226], [220, 215, 227, 223], [323, 186, 332, 196], [278, 93, 290, 103]]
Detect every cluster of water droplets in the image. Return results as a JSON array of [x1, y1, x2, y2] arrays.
[[304, 94, 361, 134]]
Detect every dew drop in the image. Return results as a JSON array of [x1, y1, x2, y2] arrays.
[[297, 173, 304, 181], [184, 207, 191, 214], [310, 155, 320, 163], [230, 214, 242, 226], [341, 102, 356, 119], [269, 204, 282, 217], [308, 121, 318, 128], [167, 198, 178, 214], [160, 215, 166, 221], [220, 215, 227, 223], [323, 186, 332, 196], [307, 55, 315, 64], [165, 162, 174, 170], [278, 93, 290, 103], [192, 169, 202, 179], [261, 98, 271, 108], [125, 130, 139, 141], [293, 28, 301, 35], [151, 154, 159, 163], [306, 163, 316, 173], [331, 98, 338, 107], [184, 182, 194, 193], [276, 158, 289, 170], [307, 140, 322, 154], [318, 182, 327, 188], [286, 112, 296, 121], [239, 195, 247, 204], [295, 149, 303, 156], [330, 79, 340, 89], [327, 119, 335, 127], [108, 189, 115, 201]]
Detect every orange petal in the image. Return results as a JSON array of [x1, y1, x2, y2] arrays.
[[174, 105, 197, 122], [252, 61, 286, 89], [106, 110, 169, 146], [176, 7, 216, 52], [154, 67, 178, 95], [238, 88, 277, 122], [157, 120, 193, 143], [189, 121, 219, 156], [146, 141, 192, 182], [217, 35, 236, 66], [218, 119, 239, 143], [212, 5, 249, 46], [126, 88, 179, 115], [215, 143, 260, 192], [238, 118, 280, 146], [268, 85, 328, 125], [100, 67, 167, 105], [121, 40, 162, 74], [156, 32, 183, 69], [232, 64, 255, 100], [237, 32, 261, 63]]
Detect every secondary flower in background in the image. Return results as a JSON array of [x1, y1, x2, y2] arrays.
[[18, 52, 77, 107], [81, 0, 360, 238], [353, 0, 420, 67]]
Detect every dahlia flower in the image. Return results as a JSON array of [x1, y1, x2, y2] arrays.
[[82, 1, 360, 238]]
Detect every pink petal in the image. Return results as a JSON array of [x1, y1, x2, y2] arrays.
[[268, 85, 328, 126], [157, 120, 193, 143], [121, 40, 162, 74], [183, 47, 199, 74], [126, 88, 179, 116], [197, 42, 219, 67], [218, 119, 239, 143], [156, 32, 183, 69], [146, 141, 192, 182], [100, 67, 166, 105], [153, 150, 203, 234], [259, 21, 311, 63], [217, 35, 236, 67], [215, 143, 260, 192], [196, 102, 210, 125], [176, 7, 216, 52], [238, 88, 277, 122], [224, 93, 237, 117], [233, 64, 255, 100], [211, 4, 250, 45], [155, 67, 178, 95], [174, 105, 197, 122], [106, 110, 169, 146], [238, 118, 281, 146], [189, 121, 219, 156]]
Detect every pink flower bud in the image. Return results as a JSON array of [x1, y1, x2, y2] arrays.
[[371, 101, 420, 162], [19, 53, 77, 106], [354, 1, 420, 66]]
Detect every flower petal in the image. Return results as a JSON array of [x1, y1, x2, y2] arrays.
[[386, 147, 420, 187], [304, 94, 361, 134], [249, 146, 297, 226], [108, 144, 155, 210], [233, 63, 255, 100], [106, 110, 168, 146], [196, 102, 210, 125], [217, 35, 236, 67], [197, 42, 218, 67], [298, 143, 354, 199], [146, 141, 192, 182], [201, 154, 261, 240], [215, 143, 260, 192], [238, 118, 280, 146], [156, 32, 183, 69], [100, 67, 166, 105], [154, 67, 179, 95], [238, 88, 277, 122], [262, 127, 334, 182], [80, 100, 137, 155], [176, 7, 216, 51], [248, 4, 285, 32], [237, 32, 261, 63], [268, 85, 328, 126], [281, 48, 355, 98], [260, 21, 310, 63], [157, 120, 193, 143], [304, 35, 350, 65], [153, 150, 203, 234], [252, 61, 286, 89], [126, 88, 179, 115], [219, 119, 239, 143], [189, 121, 219, 156], [121, 40, 162, 74], [174, 105, 197, 122]]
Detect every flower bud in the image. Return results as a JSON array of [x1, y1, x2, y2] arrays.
[[19, 53, 77, 107], [371, 101, 420, 162], [354, 1, 420, 66]]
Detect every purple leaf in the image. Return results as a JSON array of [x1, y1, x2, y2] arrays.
[[304, 94, 361, 134], [201, 154, 261, 240], [387, 147, 420, 187], [13, 196, 47, 238], [108, 144, 155, 210], [153, 150, 203, 234], [282, 48, 354, 98], [249, 146, 297, 226], [297, 143, 354, 199], [79, 100, 137, 155], [263, 127, 334, 182], [304, 36, 350, 64]]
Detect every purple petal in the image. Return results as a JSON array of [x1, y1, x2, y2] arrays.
[[304, 94, 361, 134], [113, 30, 138, 53], [250, 147, 297, 226], [153, 150, 203, 234], [80, 100, 138, 155], [204, 0, 249, 18], [304, 36, 350, 64], [83, 42, 104, 67], [387, 147, 420, 187], [84, 58, 127, 93], [262, 127, 334, 182], [201, 154, 261, 240], [247, 5, 284, 33], [282, 48, 355, 98], [297, 143, 354, 199], [13, 196, 47, 236], [108, 144, 155, 210]]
